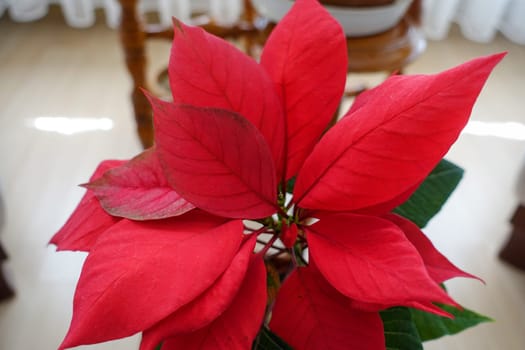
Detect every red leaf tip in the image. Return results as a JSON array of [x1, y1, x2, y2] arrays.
[[171, 17, 185, 34]]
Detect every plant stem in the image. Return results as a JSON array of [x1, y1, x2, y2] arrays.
[[260, 235, 280, 256]]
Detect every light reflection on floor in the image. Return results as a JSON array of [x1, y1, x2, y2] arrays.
[[463, 120, 525, 141], [28, 116, 114, 135]]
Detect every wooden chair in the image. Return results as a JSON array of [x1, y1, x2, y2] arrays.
[[349, 10, 423, 71], [344, 0, 424, 95], [117, 0, 265, 148]]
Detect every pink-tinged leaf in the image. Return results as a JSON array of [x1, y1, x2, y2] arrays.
[[269, 263, 385, 350], [161, 253, 267, 350], [50, 159, 125, 251], [294, 53, 505, 211], [59, 216, 242, 349], [385, 213, 480, 284], [169, 20, 285, 178], [151, 95, 277, 219], [85, 148, 194, 220], [260, 0, 348, 180], [306, 212, 456, 307], [140, 235, 257, 350]]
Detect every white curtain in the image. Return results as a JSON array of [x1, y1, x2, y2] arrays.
[[1, 0, 524, 45], [0, 0, 242, 28], [423, 0, 525, 44]]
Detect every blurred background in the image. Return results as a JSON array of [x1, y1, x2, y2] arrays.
[[0, 0, 524, 349]]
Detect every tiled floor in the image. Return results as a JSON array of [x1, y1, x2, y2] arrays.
[[1, 8, 524, 350]]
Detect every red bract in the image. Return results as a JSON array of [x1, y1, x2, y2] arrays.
[[160, 253, 267, 350], [293, 53, 503, 211], [168, 19, 285, 179], [260, 0, 348, 180], [50, 159, 125, 252], [52, 0, 504, 349], [269, 261, 385, 350], [86, 148, 195, 220], [59, 215, 242, 349], [306, 213, 456, 308], [140, 236, 259, 350], [150, 96, 278, 219]]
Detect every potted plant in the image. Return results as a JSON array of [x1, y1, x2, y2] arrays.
[[51, 0, 502, 349]]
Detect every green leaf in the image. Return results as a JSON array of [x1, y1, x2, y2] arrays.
[[410, 304, 492, 341], [253, 327, 293, 350], [155, 344, 162, 350], [286, 177, 296, 194], [380, 307, 423, 350], [394, 159, 463, 228]]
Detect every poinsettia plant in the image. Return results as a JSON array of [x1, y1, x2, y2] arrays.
[[51, 0, 503, 349]]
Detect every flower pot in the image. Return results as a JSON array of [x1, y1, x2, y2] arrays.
[[320, 0, 395, 6], [252, 0, 413, 36]]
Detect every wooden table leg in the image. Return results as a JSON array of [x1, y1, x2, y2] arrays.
[[118, 0, 153, 149]]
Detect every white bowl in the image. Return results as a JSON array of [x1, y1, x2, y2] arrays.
[[252, 0, 413, 36]]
